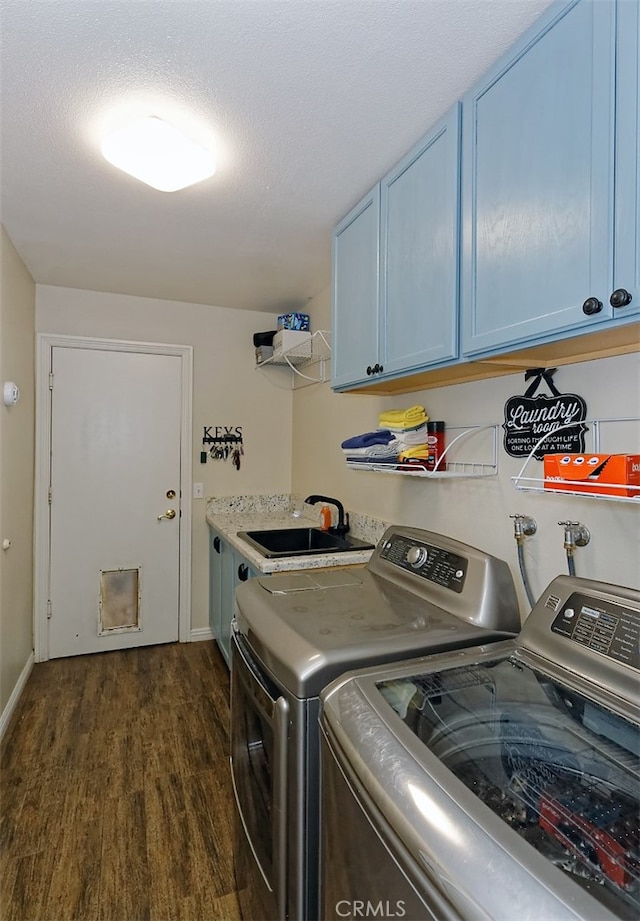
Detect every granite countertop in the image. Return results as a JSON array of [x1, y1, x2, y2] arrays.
[[205, 494, 386, 574]]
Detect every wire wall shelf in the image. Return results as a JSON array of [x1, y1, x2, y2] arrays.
[[346, 424, 499, 479], [256, 330, 331, 388], [511, 417, 640, 503]]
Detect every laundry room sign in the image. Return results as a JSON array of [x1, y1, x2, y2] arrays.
[[502, 369, 588, 460]]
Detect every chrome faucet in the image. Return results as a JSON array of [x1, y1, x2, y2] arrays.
[[304, 494, 350, 537]]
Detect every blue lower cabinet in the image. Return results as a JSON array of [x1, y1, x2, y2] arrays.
[[209, 529, 223, 642], [209, 527, 261, 668]]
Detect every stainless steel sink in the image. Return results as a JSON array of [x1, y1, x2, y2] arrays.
[[237, 527, 375, 559]]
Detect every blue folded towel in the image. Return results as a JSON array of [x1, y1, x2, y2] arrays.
[[345, 455, 398, 465], [341, 430, 393, 449]]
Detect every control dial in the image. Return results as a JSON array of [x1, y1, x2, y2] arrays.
[[406, 545, 428, 568]]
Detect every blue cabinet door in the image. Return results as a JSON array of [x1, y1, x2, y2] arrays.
[[614, 0, 640, 319], [219, 547, 260, 669], [380, 104, 460, 376], [218, 537, 236, 667], [331, 187, 380, 388], [209, 529, 222, 640], [461, 0, 617, 356], [233, 550, 258, 589]]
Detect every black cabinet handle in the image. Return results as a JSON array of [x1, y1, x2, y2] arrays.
[[213, 536, 221, 553], [610, 288, 632, 309], [582, 297, 603, 316], [378, 364, 384, 373], [366, 365, 373, 376], [237, 563, 249, 582]]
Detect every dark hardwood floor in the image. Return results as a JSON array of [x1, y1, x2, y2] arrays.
[[0, 641, 241, 921]]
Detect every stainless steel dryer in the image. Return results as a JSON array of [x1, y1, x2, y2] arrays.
[[230, 526, 521, 921], [320, 575, 639, 921]]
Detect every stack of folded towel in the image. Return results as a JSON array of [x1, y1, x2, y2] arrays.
[[377, 405, 430, 463], [341, 430, 398, 463], [341, 405, 432, 467]]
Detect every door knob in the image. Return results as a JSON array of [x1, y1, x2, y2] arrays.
[[157, 509, 176, 520]]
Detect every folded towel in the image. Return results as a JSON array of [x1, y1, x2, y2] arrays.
[[345, 455, 399, 466], [378, 405, 428, 427], [341, 430, 393, 449], [384, 422, 429, 435], [392, 424, 429, 446], [342, 443, 398, 458], [398, 445, 430, 461], [380, 415, 428, 431]]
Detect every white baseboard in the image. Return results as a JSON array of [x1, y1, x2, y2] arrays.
[[189, 627, 214, 642], [0, 651, 35, 744]]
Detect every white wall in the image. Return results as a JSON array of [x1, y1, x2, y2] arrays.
[[29, 281, 640, 637], [36, 285, 293, 630], [0, 226, 36, 719], [293, 287, 640, 622]]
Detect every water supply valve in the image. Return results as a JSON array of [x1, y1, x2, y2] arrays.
[[510, 514, 537, 543], [558, 520, 590, 551]]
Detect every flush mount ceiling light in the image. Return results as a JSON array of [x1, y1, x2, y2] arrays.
[[101, 116, 215, 192]]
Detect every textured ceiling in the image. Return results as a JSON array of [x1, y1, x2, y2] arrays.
[[0, 0, 553, 312]]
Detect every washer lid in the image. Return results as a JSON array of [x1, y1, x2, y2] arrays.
[[322, 645, 639, 921], [235, 570, 512, 697], [256, 571, 365, 594]]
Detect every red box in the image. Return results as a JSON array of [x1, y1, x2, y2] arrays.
[[543, 453, 640, 498]]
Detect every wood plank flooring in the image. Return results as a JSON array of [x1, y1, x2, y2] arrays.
[[0, 641, 241, 921]]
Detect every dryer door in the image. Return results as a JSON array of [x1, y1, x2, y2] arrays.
[[231, 631, 288, 920]]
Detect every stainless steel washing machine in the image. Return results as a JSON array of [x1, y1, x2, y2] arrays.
[[230, 526, 521, 921], [320, 575, 639, 921]]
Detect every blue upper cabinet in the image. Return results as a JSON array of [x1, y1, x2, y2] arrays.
[[332, 105, 461, 390], [331, 187, 380, 389], [380, 104, 460, 377], [331, 0, 638, 394], [461, 0, 629, 357], [614, 0, 640, 318]]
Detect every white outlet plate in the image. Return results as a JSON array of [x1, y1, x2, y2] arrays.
[[193, 482, 204, 499]]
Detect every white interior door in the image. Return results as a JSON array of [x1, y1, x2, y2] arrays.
[[47, 345, 183, 658]]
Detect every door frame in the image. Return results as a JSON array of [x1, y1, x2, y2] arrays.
[[34, 333, 193, 662]]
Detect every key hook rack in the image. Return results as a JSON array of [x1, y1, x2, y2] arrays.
[[202, 427, 245, 470]]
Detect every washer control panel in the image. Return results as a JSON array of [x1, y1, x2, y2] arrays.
[[551, 592, 639, 670], [379, 534, 467, 593]]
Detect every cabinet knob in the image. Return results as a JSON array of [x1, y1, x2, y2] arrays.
[[609, 288, 632, 309], [213, 536, 221, 553], [237, 563, 249, 582], [378, 364, 384, 373], [582, 297, 603, 316], [366, 365, 373, 376]]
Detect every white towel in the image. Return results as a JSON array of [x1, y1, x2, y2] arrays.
[[342, 443, 399, 458], [394, 424, 429, 447]]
